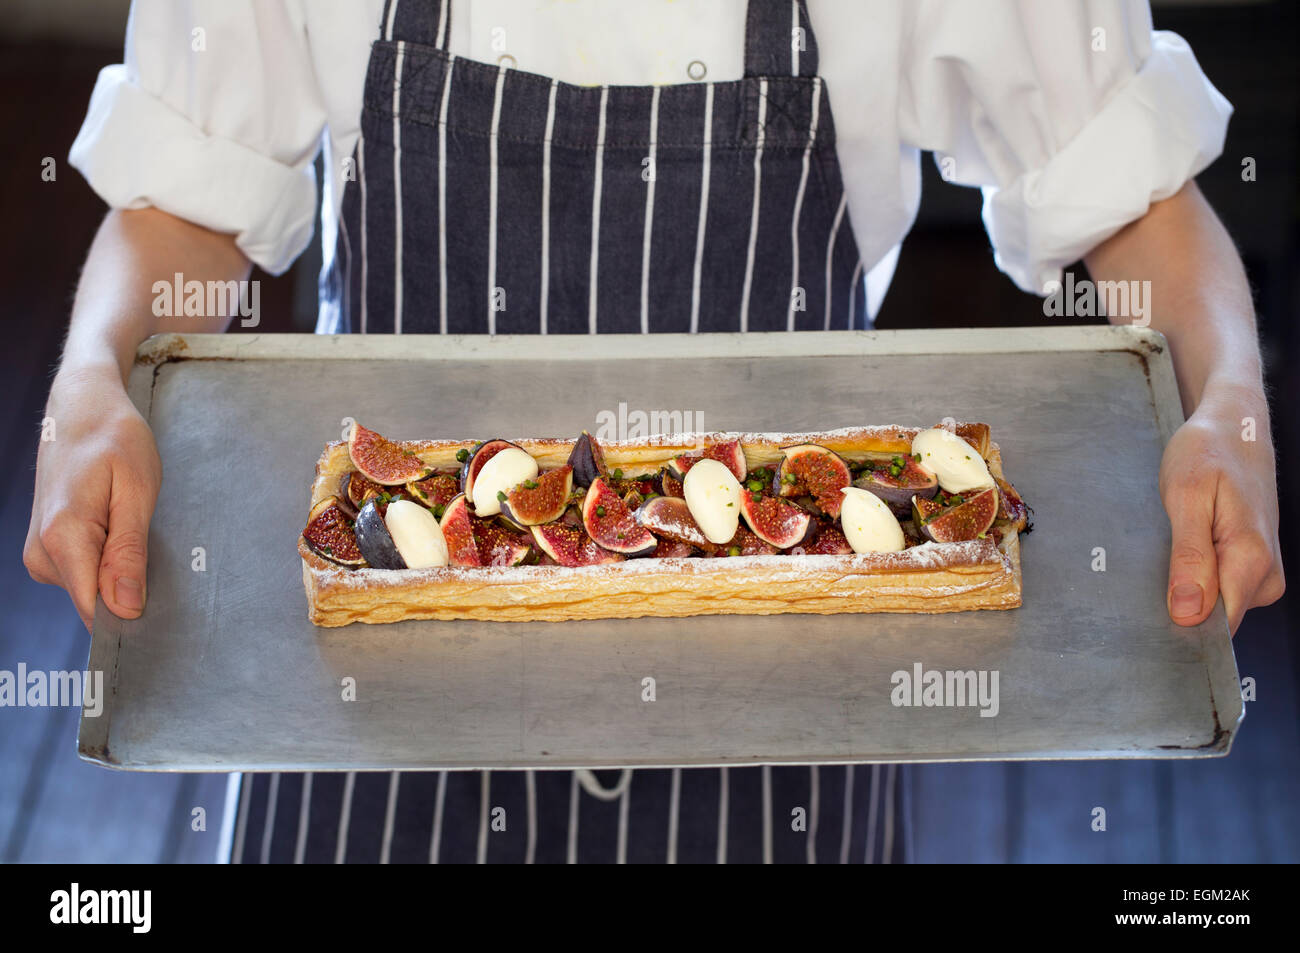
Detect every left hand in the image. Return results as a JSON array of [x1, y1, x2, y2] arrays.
[[1158, 385, 1285, 634]]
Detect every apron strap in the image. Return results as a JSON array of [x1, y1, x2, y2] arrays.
[[381, 0, 452, 48], [745, 0, 820, 78]]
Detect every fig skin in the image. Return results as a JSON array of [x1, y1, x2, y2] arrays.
[[302, 497, 367, 567], [500, 466, 574, 527], [531, 522, 625, 567], [773, 445, 851, 518], [912, 487, 998, 543], [348, 423, 428, 486], [353, 500, 406, 570], [460, 439, 521, 499], [995, 476, 1031, 531], [581, 477, 658, 557], [739, 491, 814, 549], [566, 431, 607, 488], [635, 495, 714, 550]]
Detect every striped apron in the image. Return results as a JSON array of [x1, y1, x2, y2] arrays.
[[239, 0, 906, 863]]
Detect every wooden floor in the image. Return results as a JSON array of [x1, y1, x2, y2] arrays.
[[1, 3, 1296, 862]]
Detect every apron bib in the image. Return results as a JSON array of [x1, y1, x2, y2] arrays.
[[321, 0, 869, 334], [254, 0, 901, 865]]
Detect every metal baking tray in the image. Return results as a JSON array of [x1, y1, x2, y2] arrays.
[[80, 327, 1242, 771]]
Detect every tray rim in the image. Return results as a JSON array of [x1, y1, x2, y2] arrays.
[[82, 324, 1241, 771]]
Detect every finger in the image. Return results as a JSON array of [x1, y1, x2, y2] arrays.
[[39, 507, 108, 632], [97, 472, 157, 620], [1163, 485, 1220, 627], [23, 519, 61, 586], [1216, 529, 1281, 636]]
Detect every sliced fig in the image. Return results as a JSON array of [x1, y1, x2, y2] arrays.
[[666, 439, 747, 482], [439, 494, 482, 567], [995, 475, 1030, 531], [709, 525, 778, 557], [796, 520, 852, 556], [348, 423, 427, 485], [739, 490, 813, 549], [607, 473, 660, 498], [302, 497, 366, 567], [473, 519, 534, 567], [635, 495, 713, 550], [566, 431, 607, 487], [460, 439, 522, 499], [622, 488, 645, 511], [581, 477, 658, 557], [660, 471, 685, 499], [353, 499, 406, 570], [913, 487, 998, 543], [530, 523, 625, 567], [342, 470, 387, 512], [652, 539, 699, 558], [500, 466, 574, 527], [406, 473, 459, 513], [773, 444, 852, 517], [439, 493, 533, 566], [854, 455, 939, 513]]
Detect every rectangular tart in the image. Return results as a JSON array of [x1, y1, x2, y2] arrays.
[[300, 423, 1025, 626]]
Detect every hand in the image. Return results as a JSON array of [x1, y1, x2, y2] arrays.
[[23, 365, 161, 632], [1158, 385, 1285, 634]]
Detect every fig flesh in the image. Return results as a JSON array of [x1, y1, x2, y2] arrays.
[[635, 495, 713, 550], [581, 478, 658, 557], [912, 487, 998, 543], [995, 476, 1030, 531], [500, 466, 574, 527], [739, 491, 813, 549], [348, 423, 427, 485], [652, 539, 699, 558], [660, 471, 685, 499], [709, 525, 778, 557], [406, 473, 459, 512], [531, 522, 625, 567], [797, 520, 853, 555], [438, 493, 532, 566], [773, 444, 851, 518], [667, 439, 747, 482], [302, 497, 366, 567]]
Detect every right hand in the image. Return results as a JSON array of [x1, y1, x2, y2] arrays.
[[24, 365, 161, 632]]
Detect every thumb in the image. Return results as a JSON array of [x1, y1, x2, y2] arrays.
[[1164, 486, 1220, 626], [97, 476, 156, 620]]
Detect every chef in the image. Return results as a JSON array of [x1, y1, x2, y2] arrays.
[[26, 0, 1283, 863]]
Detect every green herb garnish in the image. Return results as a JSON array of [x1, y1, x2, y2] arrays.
[[455, 448, 470, 463]]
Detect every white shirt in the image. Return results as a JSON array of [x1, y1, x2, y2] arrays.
[[69, 0, 1231, 318]]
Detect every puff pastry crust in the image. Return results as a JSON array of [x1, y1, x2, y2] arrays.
[[301, 423, 1023, 626]]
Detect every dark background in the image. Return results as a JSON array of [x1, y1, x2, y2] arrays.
[[0, 1, 1295, 862]]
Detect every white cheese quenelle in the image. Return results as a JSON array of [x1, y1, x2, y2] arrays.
[[839, 487, 906, 554], [384, 499, 450, 568], [682, 458, 743, 545], [471, 447, 539, 516], [910, 428, 994, 493]]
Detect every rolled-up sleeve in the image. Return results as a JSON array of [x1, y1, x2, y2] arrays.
[[69, 0, 326, 274], [900, 0, 1232, 294]]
